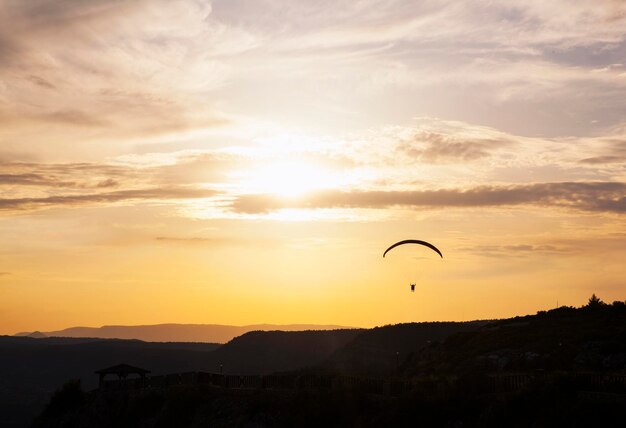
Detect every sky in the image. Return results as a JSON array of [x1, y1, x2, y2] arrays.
[[1, 0, 625, 334]]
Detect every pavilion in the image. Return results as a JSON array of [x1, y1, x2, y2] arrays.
[[95, 363, 151, 389]]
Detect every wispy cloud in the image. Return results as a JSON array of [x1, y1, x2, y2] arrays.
[[457, 244, 567, 258], [1, 116, 624, 218], [0, 187, 216, 212], [578, 139, 626, 165], [155, 236, 229, 245], [0, 0, 236, 158], [230, 182, 626, 214], [395, 124, 515, 163], [0, 173, 77, 187], [580, 155, 625, 165], [153, 235, 265, 247], [0, 162, 137, 193], [210, 0, 626, 136], [2, 0, 625, 160]]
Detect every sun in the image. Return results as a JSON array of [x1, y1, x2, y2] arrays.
[[234, 160, 336, 197]]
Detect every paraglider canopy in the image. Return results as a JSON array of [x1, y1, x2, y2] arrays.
[[382, 239, 443, 259]]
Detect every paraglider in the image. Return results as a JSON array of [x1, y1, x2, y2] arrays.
[[383, 239, 443, 292], [383, 239, 443, 259]]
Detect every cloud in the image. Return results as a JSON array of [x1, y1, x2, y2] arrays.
[[0, 173, 77, 187], [208, 1, 626, 136], [154, 235, 272, 247], [579, 155, 625, 164], [397, 130, 513, 163], [0, 0, 234, 155], [25, 75, 56, 89], [1, 118, 623, 221], [96, 179, 119, 188], [455, 233, 626, 258], [335, 118, 626, 185], [1, 0, 625, 155], [154, 236, 244, 247], [156, 236, 219, 243], [35, 110, 108, 127], [230, 182, 626, 214], [216, 0, 626, 51], [0, 187, 217, 212], [579, 139, 626, 164], [458, 244, 566, 258], [0, 162, 137, 190]]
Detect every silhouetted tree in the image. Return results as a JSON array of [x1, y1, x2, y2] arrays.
[[34, 379, 85, 424], [587, 294, 604, 307]]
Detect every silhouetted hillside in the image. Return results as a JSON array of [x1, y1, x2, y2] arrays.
[[403, 300, 626, 376], [0, 336, 220, 428], [207, 329, 362, 375], [12, 299, 626, 427], [0, 329, 358, 427], [318, 321, 486, 375], [17, 323, 352, 343]]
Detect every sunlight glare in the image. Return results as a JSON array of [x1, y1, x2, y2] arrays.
[[234, 161, 337, 197]]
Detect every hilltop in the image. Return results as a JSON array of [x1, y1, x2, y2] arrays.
[[318, 321, 486, 376], [206, 329, 361, 374], [402, 297, 626, 376]]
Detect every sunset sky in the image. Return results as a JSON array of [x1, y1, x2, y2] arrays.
[[1, 0, 625, 335]]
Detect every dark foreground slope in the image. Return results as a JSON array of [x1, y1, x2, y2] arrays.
[[403, 300, 626, 376], [33, 375, 624, 428], [0, 329, 358, 427], [319, 321, 486, 375], [33, 299, 626, 428], [0, 337, 219, 428], [207, 329, 361, 375]]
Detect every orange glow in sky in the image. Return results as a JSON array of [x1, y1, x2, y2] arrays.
[[0, 0, 625, 334]]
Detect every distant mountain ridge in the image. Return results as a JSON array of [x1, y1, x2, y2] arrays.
[[15, 331, 48, 338], [15, 323, 354, 343]]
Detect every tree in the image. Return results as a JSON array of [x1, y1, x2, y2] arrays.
[[34, 380, 85, 423], [587, 294, 604, 307]]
